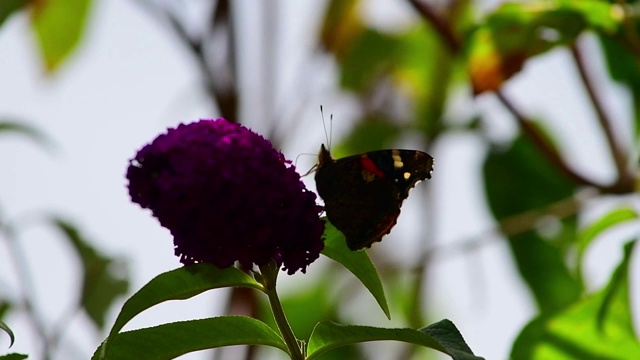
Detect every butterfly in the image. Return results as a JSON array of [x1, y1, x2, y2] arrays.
[[315, 144, 434, 250]]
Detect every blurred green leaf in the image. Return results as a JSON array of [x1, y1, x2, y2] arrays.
[[51, 218, 129, 329], [599, 35, 640, 85], [0, 302, 10, 321], [578, 207, 638, 251], [596, 240, 636, 332], [467, 1, 620, 93], [339, 28, 399, 91], [577, 207, 638, 279], [0, 354, 28, 360], [0, 120, 55, 151], [306, 319, 483, 360], [568, 0, 620, 32], [261, 281, 333, 339], [393, 25, 455, 137], [598, 34, 640, 139], [511, 240, 639, 360], [0, 321, 14, 348], [94, 316, 287, 360], [320, 0, 363, 58], [325, 5, 460, 138], [484, 133, 574, 216], [334, 115, 402, 156], [321, 219, 390, 319], [258, 278, 363, 359], [483, 135, 581, 312], [0, 0, 27, 28], [31, 0, 93, 71], [331, 21, 457, 138]]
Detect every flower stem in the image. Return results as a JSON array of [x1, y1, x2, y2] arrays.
[[259, 262, 304, 360]]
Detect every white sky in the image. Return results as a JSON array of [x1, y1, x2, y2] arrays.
[[0, 1, 638, 359]]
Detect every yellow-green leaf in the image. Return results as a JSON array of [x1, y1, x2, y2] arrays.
[[31, 0, 93, 72], [511, 240, 640, 359]]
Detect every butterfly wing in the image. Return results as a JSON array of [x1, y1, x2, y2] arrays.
[[315, 145, 433, 250]]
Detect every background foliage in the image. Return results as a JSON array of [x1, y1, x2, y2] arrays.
[[1, 0, 639, 359]]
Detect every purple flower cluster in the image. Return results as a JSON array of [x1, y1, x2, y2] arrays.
[[127, 119, 325, 274]]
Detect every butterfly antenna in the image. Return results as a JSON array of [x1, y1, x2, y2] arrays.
[[321, 105, 330, 150], [295, 152, 319, 177], [329, 113, 333, 151]]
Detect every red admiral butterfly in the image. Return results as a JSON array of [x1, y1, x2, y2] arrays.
[[315, 144, 434, 250]]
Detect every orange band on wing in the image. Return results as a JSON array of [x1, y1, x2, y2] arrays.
[[360, 156, 385, 178]]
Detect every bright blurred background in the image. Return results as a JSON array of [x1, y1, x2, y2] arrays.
[[1, 0, 639, 359]]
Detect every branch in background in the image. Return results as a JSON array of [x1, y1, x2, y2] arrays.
[[421, 190, 594, 263], [407, 0, 635, 194], [406, 0, 460, 54], [1, 225, 52, 359], [132, 0, 238, 121], [570, 42, 634, 193], [209, 0, 239, 122], [495, 91, 605, 189], [616, 0, 640, 59]]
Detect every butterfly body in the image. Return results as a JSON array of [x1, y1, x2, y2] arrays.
[[315, 144, 434, 250]]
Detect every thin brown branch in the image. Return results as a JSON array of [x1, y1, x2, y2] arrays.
[[570, 42, 634, 192], [407, 0, 635, 193], [422, 190, 595, 262], [495, 91, 605, 188], [1, 225, 51, 358], [406, 0, 460, 53], [616, 0, 640, 59], [132, 0, 238, 120], [215, 0, 239, 121]]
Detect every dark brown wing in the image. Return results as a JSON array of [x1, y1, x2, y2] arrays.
[[315, 145, 433, 250]]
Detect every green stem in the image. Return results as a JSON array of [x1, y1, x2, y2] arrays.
[[259, 262, 304, 360], [1, 223, 47, 345]]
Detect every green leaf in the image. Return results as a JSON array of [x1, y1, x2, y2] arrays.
[[511, 240, 639, 360], [319, 0, 363, 59], [257, 275, 363, 359], [0, 121, 55, 151], [598, 33, 640, 140], [393, 24, 455, 137], [579, 208, 638, 252], [577, 207, 638, 280], [320, 220, 390, 319], [0, 321, 14, 348], [466, 1, 620, 93], [334, 115, 402, 157], [567, 0, 620, 33], [483, 135, 581, 312], [51, 218, 129, 329], [421, 319, 481, 359], [31, 0, 93, 71], [0, 354, 28, 360], [339, 28, 399, 91], [0, 0, 27, 29], [102, 263, 263, 353], [595, 240, 636, 333], [94, 316, 287, 360], [306, 319, 483, 360], [260, 280, 334, 339], [0, 301, 10, 320]]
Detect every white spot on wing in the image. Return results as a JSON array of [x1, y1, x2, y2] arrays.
[[392, 150, 403, 169]]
